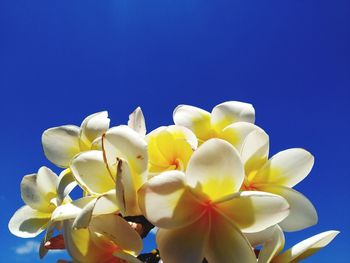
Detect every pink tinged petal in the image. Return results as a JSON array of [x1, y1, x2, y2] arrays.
[[157, 216, 210, 263], [205, 211, 257, 263], [255, 148, 314, 187], [42, 125, 81, 168], [21, 167, 58, 213], [186, 139, 245, 200], [80, 111, 110, 150], [138, 171, 203, 229], [220, 122, 266, 153], [103, 125, 148, 191], [90, 214, 143, 255], [216, 191, 290, 233], [211, 101, 255, 131], [173, 104, 213, 142], [128, 107, 147, 137], [274, 230, 340, 263], [57, 169, 77, 203], [39, 221, 61, 259], [70, 150, 115, 195], [8, 205, 51, 238], [258, 184, 318, 232], [257, 225, 285, 263]]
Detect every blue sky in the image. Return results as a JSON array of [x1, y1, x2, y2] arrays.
[[0, 0, 349, 262]]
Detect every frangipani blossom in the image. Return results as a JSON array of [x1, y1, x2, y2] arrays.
[[138, 139, 290, 263], [247, 225, 339, 263], [9, 167, 64, 238], [63, 214, 143, 263], [173, 101, 256, 145], [146, 125, 197, 175], [240, 130, 318, 232], [42, 111, 110, 168]]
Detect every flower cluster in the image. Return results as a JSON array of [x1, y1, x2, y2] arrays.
[[9, 101, 339, 263]]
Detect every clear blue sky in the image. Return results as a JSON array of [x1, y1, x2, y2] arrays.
[[0, 0, 349, 262]]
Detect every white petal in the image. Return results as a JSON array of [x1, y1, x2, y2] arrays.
[[173, 104, 213, 142], [51, 197, 96, 222], [79, 111, 110, 150], [8, 205, 51, 238], [21, 167, 58, 213], [216, 191, 290, 233], [42, 125, 81, 168], [57, 169, 77, 203], [90, 214, 143, 254], [116, 159, 141, 216], [275, 230, 339, 262], [128, 107, 146, 137], [245, 225, 277, 247], [255, 148, 314, 187], [186, 139, 244, 200], [138, 171, 203, 229], [257, 225, 285, 263], [103, 125, 148, 191], [157, 216, 209, 263], [205, 212, 256, 263], [72, 198, 98, 229], [92, 191, 119, 216], [211, 101, 255, 131], [70, 150, 115, 195], [240, 128, 269, 165], [258, 185, 318, 232]]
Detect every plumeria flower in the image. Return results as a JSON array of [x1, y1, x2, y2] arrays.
[[9, 167, 64, 238], [52, 125, 148, 227], [246, 225, 339, 263], [63, 214, 143, 263], [173, 101, 257, 145], [42, 111, 110, 168], [146, 125, 197, 176], [138, 139, 290, 263], [239, 129, 318, 232]]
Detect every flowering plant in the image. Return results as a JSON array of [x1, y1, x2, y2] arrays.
[[9, 101, 338, 263]]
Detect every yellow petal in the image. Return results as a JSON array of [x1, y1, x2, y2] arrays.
[[186, 139, 244, 201]]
